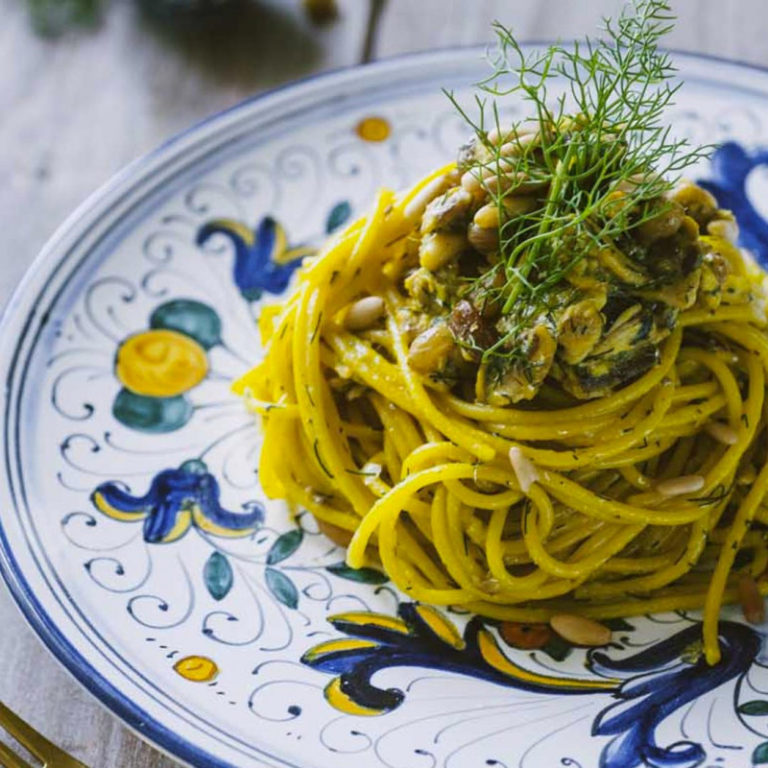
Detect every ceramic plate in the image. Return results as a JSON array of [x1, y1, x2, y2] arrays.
[[2, 48, 768, 768]]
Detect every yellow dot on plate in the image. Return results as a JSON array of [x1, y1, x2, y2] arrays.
[[174, 655, 219, 683], [116, 329, 208, 398], [356, 116, 391, 143]]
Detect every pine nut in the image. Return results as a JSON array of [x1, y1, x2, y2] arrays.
[[705, 421, 739, 445], [483, 168, 547, 196], [616, 171, 661, 193], [468, 224, 499, 254], [407, 323, 455, 373], [404, 175, 450, 221], [499, 132, 540, 156], [502, 196, 538, 217], [487, 124, 536, 146], [419, 231, 467, 271], [461, 169, 484, 196], [508, 447, 538, 493], [317, 518, 353, 548], [549, 614, 612, 647], [655, 474, 705, 497], [473, 203, 500, 229], [487, 125, 515, 146], [738, 574, 765, 625], [637, 205, 684, 242], [344, 296, 385, 331]]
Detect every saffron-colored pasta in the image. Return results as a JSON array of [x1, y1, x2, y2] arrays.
[[235, 163, 768, 666]]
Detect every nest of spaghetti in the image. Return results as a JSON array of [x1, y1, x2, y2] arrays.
[[236, 128, 768, 665]]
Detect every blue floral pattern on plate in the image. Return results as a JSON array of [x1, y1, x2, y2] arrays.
[[698, 141, 768, 266], [93, 459, 264, 543]]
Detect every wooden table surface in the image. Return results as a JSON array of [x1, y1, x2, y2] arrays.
[[1, 1, 767, 765]]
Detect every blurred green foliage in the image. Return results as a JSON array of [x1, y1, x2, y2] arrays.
[[24, 0, 244, 36], [26, 0, 102, 36]]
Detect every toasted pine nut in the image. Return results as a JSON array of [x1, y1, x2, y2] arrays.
[[461, 169, 484, 196], [407, 323, 455, 373], [637, 205, 684, 242], [468, 224, 499, 254], [486, 125, 514, 146], [404, 175, 449, 221], [549, 614, 612, 647], [317, 518, 353, 548], [487, 124, 536, 146], [344, 296, 385, 331], [508, 447, 538, 493], [474, 203, 500, 229], [483, 169, 547, 196], [480, 163, 509, 181], [655, 474, 705, 497], [419, 231, 467, 271], [616, 171, 660, 194], [502, 196, 538, 217], [738, 574, 765, 625], [499, 132, 540, 156], [705, 421, 739, 445]]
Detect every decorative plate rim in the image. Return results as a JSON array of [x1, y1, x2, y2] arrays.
[[1, 45, 768, 768]]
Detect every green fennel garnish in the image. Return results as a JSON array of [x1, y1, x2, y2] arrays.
[[445, 0, 710, 362]]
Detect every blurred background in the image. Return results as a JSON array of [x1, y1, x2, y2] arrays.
[[1, 0, 767, 764]]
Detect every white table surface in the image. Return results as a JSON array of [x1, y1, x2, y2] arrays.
[[1, 0, 767, 764]]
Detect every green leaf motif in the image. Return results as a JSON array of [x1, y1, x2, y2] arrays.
[[739, 700, 768, 716], [754, 742, 768, 764], [203, 551, 233, 601], [326, 561, 389, 584], [265, 567, 299, 609], [326, 201, 352, 233], [267, 529, 304, 565], [542, 633, 572, 662], [150, 299, 222, 350]]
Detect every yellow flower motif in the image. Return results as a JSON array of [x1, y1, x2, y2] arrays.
[[356, 116, 391, 143], [116, 329, 208, 398], [174, 655, 219, 683]]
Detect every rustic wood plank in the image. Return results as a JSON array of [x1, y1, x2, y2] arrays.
[[375, 0, 768, 67], [0, 0, 368, 309]]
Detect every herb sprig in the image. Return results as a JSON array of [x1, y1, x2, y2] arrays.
[[446, 0, 710, 361]]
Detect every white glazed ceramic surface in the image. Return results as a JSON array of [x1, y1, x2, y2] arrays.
[[2, 49, 768, 768]]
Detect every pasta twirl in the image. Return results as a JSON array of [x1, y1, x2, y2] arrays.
[[236, 167, 768, 666]]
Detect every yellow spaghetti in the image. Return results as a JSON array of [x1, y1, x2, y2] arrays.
[[235, 5, 768, 665]]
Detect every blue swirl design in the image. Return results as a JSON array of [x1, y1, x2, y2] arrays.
[[302, 603, 762, 768], [91, 459, 264, 543], [591, 621, 760, 768], [196, 216, 315, 301], [697, 141, 768, 266]]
